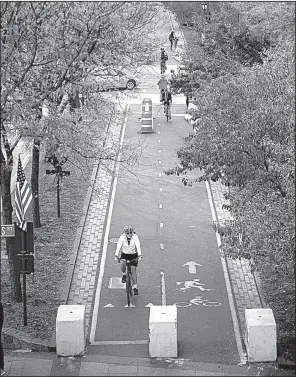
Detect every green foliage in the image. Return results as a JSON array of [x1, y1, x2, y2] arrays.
[[171, 37, 295, 276]]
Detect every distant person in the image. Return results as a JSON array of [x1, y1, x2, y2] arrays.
[[160, 48, 168, 73], [161, 88, 172, 119], [174, 36, 179, 49], [160, 47, 168, 62], [169, 30, 175, 50], [157, 74, 168, 101], [0, 302, 4, 376], [186, 94, 189, 109]]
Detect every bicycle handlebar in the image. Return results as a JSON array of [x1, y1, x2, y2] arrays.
[[114, 256, 141, 263]]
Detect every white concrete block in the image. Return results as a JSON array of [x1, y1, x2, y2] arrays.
[[56, 305, 86, 356], [149, 305, 177, 358], [245, 308, 277, 362]]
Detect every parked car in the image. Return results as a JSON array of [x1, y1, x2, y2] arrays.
[[90, 67, 138, 91]]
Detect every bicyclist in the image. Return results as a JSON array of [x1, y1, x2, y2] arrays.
[[160, 48, 168, 73], [161, 88, 172, 119], [114, 225, 142, 295], [160, 47, 168, 62], [169, 30, 175, 50], [157, 74, 168, 101], [174, 36, 179, 49]]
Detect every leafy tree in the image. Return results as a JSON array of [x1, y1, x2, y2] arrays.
[[166, 40, 295, 274], [167, 2, 272, 98], [1, 1, 160, 301]]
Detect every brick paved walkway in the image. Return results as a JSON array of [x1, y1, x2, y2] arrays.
[[209, 180, 263, 345], [66, 108, 127, 332]]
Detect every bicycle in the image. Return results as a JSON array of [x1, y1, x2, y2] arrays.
[[163, 101, 171, 122], [116, 257, 138, 307], [160, 60, 167, 74]]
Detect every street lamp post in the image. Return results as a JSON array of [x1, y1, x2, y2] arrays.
[[45, 156, 70, 217]]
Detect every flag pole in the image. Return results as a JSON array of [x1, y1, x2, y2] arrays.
[[21, 228, 27, 326]]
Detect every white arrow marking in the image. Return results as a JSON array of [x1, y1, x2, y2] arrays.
[[145, 303, 154, 307], [183, 261, 202, 274], [104, 304, 114, 307]]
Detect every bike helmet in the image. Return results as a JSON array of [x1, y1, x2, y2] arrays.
[[124, 225, 134, 234]]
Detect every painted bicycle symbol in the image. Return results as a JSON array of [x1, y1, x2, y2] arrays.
[[173, 296, 221, 308]]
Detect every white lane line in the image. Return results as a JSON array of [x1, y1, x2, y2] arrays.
[[160, 271, 166, 305], [159, 149, 162, 153], [160, 244, 164, 250], [159, 188, 163, 192], [158, 173, 162, 177], [89, 109, 129, 344], [90, 340, 149, 345], [159, 203, 163, 209], [205, 179, 246, 364], [160, 222, 163, 228]]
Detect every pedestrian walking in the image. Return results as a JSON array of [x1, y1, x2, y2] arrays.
[[0, 302, 4, 376], [169, 30, 175, 50], [186, 94, 189, 110]]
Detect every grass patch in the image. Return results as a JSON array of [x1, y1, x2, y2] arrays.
[[1, 152, 93, 342]]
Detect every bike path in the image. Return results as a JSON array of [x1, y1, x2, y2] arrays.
[[91, 103, 241, 364]]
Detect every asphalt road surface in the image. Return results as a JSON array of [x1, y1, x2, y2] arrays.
[[89, 12, 241, 365]]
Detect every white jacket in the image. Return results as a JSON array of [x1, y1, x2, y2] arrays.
[[115, 233, 142, 257]]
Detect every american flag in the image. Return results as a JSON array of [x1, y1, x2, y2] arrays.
[[15, 155, 33, 231]]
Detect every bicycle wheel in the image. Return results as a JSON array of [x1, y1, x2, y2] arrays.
[[165, 104, 169, 122], [126, 272, 131, 306]]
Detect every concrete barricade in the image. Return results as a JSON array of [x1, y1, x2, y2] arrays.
[[56, 305, 86, 356], [149, 305, 177, 358], [245, 308, 277, 362]]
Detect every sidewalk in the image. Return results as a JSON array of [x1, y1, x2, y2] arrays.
[[4, 349, 287, 376]]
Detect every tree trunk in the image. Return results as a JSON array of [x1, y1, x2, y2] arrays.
[[1, 149, 22, 302], [7, 238, 22, 302], [31, 139, 41, 228]]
